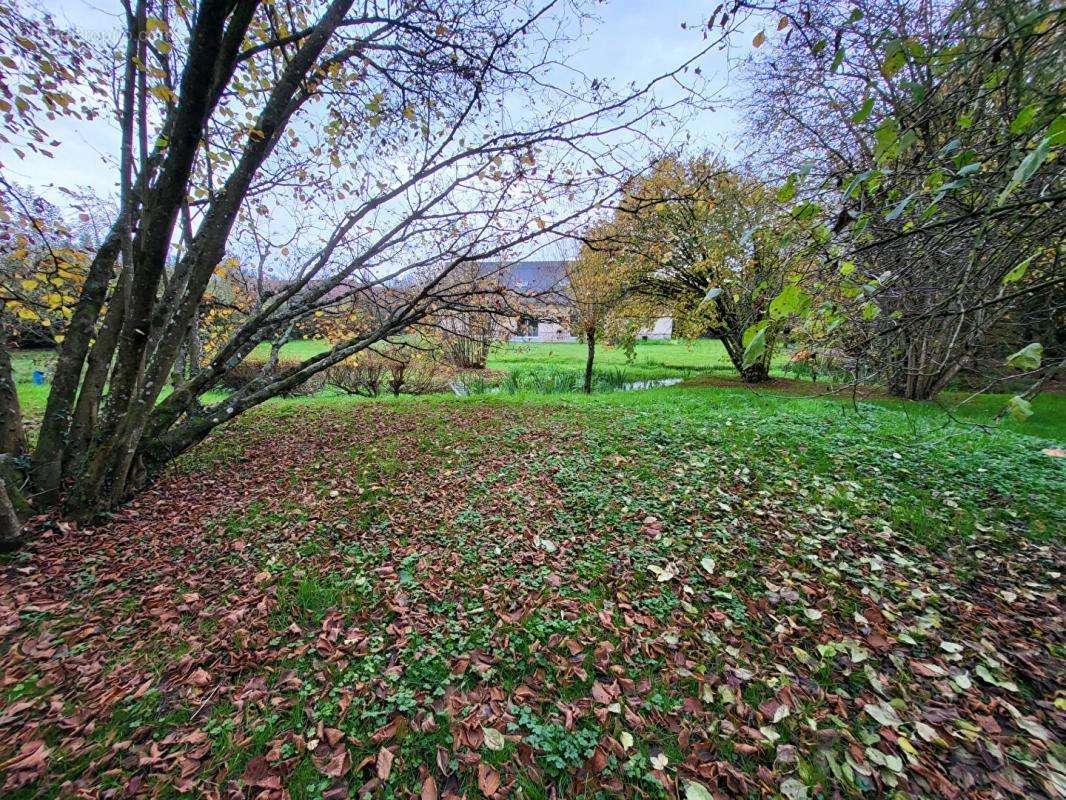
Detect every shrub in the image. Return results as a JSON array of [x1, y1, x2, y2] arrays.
[[324, 358, 388, 397], [324, 349, 442, 397], [219, 359, 324, 397]]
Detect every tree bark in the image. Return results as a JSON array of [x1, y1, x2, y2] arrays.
[[0, 476, 22, 553], [583, 327, 596, 394], [30, 224, 124, 498], [740, 361, 771, 383], [0, 338, 25, 457]]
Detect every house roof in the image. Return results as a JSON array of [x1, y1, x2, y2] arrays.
[[478, 260, 570, 296]]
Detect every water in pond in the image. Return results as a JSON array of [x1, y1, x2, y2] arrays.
[[450, 376, 683, 396]]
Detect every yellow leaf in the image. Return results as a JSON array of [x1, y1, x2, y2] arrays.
[[753, 31, 767, 47], [149, 84, 178, 103]]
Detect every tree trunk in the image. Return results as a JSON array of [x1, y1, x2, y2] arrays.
[[720, 331, 773, 384], [740, 361, 771, 383], [0, 338, 25, 457], [0, 477, 23, 552], [30, 225, 125, 500], [583, 328, 596, 394]]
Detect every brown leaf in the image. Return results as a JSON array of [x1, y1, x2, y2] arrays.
[[421, 774, 439, 800], [324, 727, 345, 746], [243, 755, 282, 789], [0, 740, 50, 773], [186, 667, 211, 686], [376, 747, 394, 781], [477, 762, 501, 796], [321, 747, 351, 777]]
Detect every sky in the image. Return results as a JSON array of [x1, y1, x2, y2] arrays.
[[1, 0, 762, 210]]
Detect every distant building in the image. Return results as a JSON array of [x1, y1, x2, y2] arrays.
[[481, 260, 673, 343]]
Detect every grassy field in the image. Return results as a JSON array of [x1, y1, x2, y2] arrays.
[[13, 339, 1063, 441], [245, 338, 756, 382], [487, 339, 753, 378], [0, 386, 1063, 797]]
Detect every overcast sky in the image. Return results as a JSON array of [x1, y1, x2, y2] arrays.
[[1, 0, 761, 210]]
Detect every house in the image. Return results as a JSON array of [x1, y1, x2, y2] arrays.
[[482, 260, 673, 343]]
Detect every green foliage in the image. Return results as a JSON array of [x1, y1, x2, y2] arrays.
[[509, 705, 602, 776], [1006, 395, 1034, 422], [1006, 342, 1043, 371], [741, 327, 767, 369]]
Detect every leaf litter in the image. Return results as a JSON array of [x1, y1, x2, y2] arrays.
[[0, 398, 1062, 798]]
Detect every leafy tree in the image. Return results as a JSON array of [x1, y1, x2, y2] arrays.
[[566, 230, 632, 393], [614, 155, 815, 382], [0, 184, 89, 347], [746, 0, 1064, 400]]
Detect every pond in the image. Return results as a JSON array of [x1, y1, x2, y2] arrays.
[[450, 376, 684, 396]]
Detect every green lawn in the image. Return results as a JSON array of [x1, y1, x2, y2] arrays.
[[244, 338, 758, 381], [1, 387, 1061, 797], [486, 339, 751, 377], [10, 339, 1066, 443]]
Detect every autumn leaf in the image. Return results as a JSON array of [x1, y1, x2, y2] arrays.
[[482, 726, 505, 751], [376, 747, 394, 781], [477, 762, 501, 796]]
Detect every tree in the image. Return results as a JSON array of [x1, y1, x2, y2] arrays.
[[567, 229, 631, 393], [744, 0, 1064, 400], [613, 155, 815, 382], [0, 0, 747, 537]]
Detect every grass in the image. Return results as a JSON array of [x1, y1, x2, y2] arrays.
[[487, 338, 751, 378], [0, 387, 1062, 797], [15, 337, 1064, 442]]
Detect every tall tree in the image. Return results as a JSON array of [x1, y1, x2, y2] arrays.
[[0, 0, 746, 537], [612, 155, 815, 382], [744, 0, 1064, 399]]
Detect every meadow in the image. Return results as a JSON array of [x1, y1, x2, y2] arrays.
[[10, 339, 1065, 441]]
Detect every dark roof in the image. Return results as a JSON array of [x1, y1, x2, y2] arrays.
[[478, 260, 570, 295]]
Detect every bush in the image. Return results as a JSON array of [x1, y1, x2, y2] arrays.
[[219, 359, 324, 397], [324, 350, 442, 397], [324, 358, 388, 397]]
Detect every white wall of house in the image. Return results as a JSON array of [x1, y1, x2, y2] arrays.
[[637, 317, 673, 340], [508, 315, 673, 344], [532, 321, 574, 343]]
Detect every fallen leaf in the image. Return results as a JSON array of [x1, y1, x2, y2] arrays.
[[376, 747, 394, 781], [477, 762, 501, 796], [482, 726, 505, 751]]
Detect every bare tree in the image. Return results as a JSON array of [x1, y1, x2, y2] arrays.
[[0, 0, 747, 536]]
